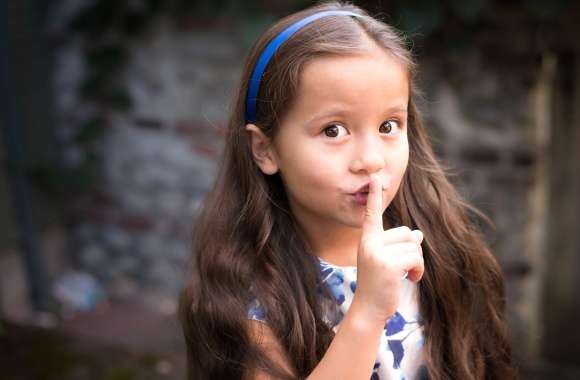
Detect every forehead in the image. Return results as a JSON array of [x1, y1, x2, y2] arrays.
[[288, 46, 409, 118]]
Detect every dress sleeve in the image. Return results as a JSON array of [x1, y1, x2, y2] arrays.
[[247, 298, 267, 323]]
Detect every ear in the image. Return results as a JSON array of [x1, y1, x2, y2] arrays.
[[245, 124, 279, 175]]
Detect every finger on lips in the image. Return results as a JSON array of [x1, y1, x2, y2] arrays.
[[362, 174, 384, 237], [361, 175, 425, 283]]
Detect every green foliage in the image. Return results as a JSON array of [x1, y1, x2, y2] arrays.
[[378, 0, 574, 47], [27, 154, 100, 199], [238, 15, 278, 49], [80, 43, 131, 110], [86, 44, 128, 74], [396, 0, 443, 37], [74, 116, 107, 146]]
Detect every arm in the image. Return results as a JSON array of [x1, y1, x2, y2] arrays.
[[306, 298, 385, 380], [245, 298, 385, 380]]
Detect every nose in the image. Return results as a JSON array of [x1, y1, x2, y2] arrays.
[[349, 133, 385, 174]]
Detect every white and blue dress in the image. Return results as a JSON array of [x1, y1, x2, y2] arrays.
[[247, 256, 427, 380]]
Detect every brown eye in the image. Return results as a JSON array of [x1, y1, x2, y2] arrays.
[[323, 124, 346, 138], [379, 120, 398, 134]]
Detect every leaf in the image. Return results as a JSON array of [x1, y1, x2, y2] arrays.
[[105, 90, 132, 111], [75, 117, 107, 145], [87, 44, 128, 72], [397, 1, 443, 37]]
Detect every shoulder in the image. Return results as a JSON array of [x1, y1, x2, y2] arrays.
[[244, 312, 296, 379]]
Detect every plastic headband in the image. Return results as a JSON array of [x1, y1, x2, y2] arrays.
[[244, 10, 362, 124]]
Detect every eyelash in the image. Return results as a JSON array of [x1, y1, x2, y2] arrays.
[[321, 120, 402, 138]]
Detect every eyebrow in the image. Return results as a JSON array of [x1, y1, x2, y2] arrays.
[[305, 105, 408, 125]]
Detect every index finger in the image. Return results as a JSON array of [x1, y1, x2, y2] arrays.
[[361, 174, 384, 238]]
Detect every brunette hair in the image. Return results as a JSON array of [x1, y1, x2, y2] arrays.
[[179, 1, 516, 379]]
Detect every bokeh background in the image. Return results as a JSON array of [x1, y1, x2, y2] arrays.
[[1, 0, 579, 379]]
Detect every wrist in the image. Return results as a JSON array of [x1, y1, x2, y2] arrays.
[[348, 297, 390, 331]]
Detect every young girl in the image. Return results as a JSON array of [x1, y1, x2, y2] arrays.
[[179, 2, 516, 379]]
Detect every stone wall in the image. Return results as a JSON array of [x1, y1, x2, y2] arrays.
[[419, 52, 543, 361], [53, 17, 242, 301]]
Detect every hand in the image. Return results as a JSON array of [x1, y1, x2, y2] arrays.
[[352, 173, 425, 324]]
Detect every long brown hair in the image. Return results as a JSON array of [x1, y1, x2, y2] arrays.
[[179, 2, 516, 379]]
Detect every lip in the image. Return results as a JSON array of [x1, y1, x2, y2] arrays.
[[349, 179, 389, 195], [351, 182, 371, 195], [352, 191, 368, 206]]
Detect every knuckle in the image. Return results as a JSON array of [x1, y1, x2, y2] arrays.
[[399, 226, 412, 234], [417, 253, 425, 267]]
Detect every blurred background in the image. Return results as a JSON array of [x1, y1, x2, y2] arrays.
[[1, 0, 579, 379]]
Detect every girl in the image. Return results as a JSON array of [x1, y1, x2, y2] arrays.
[[179, 2, 516, 379]]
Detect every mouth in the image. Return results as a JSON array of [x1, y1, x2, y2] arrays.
[[349, 181, 386, 205], [351, 182, 370, 195], [351, 190, 369, 206]]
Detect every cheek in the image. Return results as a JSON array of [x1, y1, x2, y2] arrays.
[[279, 150, 344, 197], [390, 137, 410, 186], [286, 157, 337, 191], [400, 145, 410, 174]]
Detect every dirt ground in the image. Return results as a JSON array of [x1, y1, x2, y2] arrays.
[[0, 293, 186, 380]]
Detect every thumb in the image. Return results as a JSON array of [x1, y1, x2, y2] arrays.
[[361, 174, 384, 238]]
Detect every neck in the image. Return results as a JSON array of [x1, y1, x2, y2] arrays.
[[297, 219, 362, 267]]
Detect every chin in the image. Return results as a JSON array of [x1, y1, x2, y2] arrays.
[[341, 214, 366, 229]]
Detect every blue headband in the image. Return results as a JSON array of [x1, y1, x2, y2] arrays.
[[244, 10, 362, 124]]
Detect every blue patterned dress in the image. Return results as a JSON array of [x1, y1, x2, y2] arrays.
[[247, 256, 428, 380]]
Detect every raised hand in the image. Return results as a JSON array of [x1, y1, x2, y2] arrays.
[[353, 173, 425, 324]]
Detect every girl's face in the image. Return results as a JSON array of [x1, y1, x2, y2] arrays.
[[246, 43, 409, 234]]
